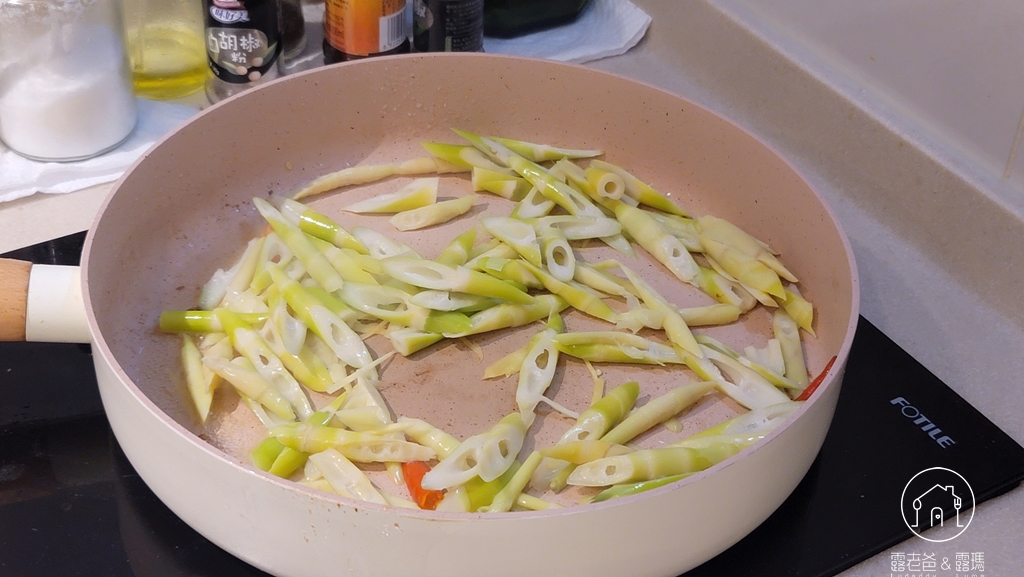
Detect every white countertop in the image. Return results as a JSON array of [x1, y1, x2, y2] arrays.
[[2, 1, 1021, 574]]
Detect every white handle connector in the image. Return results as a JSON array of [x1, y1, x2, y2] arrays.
[[25, 265, 91, 343]]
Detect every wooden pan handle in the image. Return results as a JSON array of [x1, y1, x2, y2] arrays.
[[0, 258, 32, 341], [0, 258, 90, 343]]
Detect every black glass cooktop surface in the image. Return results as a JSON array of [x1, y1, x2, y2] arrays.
[[2, 233, 1023, 577]]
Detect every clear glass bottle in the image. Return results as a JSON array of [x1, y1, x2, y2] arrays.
[[0, 0, 138, 161], [203, 0, 283, 103], [123, 0, 207, 99]]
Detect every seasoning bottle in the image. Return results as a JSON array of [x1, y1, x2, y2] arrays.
[[280, 0, 307, 60], [122, 0, 207, 99], [323, 0, 410, 64], [413, 0, 483, 53], [203, 0, 283, 103], [0, 0, 137, 161]]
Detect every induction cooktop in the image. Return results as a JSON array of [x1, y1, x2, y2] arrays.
[[2, 232, 1023, 577]]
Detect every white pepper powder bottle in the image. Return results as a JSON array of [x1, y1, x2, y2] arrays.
[[203, 0, 283, 103]]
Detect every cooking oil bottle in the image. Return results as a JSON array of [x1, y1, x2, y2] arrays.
[[123, 0, 207, 99]]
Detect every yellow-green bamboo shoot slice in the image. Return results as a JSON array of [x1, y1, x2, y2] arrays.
[[422, 141, 513, 173], [649, 212, 701, 252], [386, 327, 442, 356], [587, 473, 691, 503], [551, 157, 587, 183], [601, 381, 715, 445], [463, 242, 519, 271], [553, 331, 683, 365], [744, 339, 786, 377], [253, 197, 345, 293], [159, 310, 268, 333], [308, 237, 379, 285], [491, 136, 603, 162], [481, 216, 542, 267], [436, 227, 477, 266], [216, 308, 313, 419], [775, 285, 815, 335], [698, 215, 796, 282], [203, 356, 295, 421], [701, 237, 784, 299], [381, 256, 534, 305], [567, 447, 714, 486], [694, 264, 757, 311], [519, 261, 618, 323], [479, 450, 545, 513], [516, 314, 566, 426], [773, 309, 809, 387], [396, 416, 460, 458], [198, 236, 265, 310], [181, 335, 215, 422], [697, 335, 800, 391], [508, 155, 606, 218], [351, 226, 421, 259], [584, 166, 626, 201], [343, 177, 438, 214], [290, 156, 463, 201], [559, 381, 640, 443], [612, 200, 699, 284], [472, 167, 531, 201], [701, 345, 792, 409], [589, 159, 689, 217], [540, 440, 633, 465], [292, 164, 399, 200], [390, 195, 475, 231], [573, 261, 634, 298], [620, 264, 702, 358], [273, 197, 368, 254], [675, 401, 801, 448], [536, 222, 575, 282], [268, 422, 409, 452], [420, 413, 527, 490], [678, 303, 742, 326], [510, 186, 556, 219], [450, 294, 568, 338], [474, 257, 544, 290], [533, 215, 621, 240], [483, 341, 531, 379], [268, 265, 373, 371], [308, 448, 388, 504]]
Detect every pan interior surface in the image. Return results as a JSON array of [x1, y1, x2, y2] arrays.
[[84, 55, 856, 513]]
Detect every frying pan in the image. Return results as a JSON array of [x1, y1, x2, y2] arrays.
[[0, 54, 859, 576]]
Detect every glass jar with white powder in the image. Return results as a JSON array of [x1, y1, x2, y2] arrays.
[[0, 0, 138, 162]]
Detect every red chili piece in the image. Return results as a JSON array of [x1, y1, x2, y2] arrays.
[[402, 461, 445, 510], [794, 355, 838, 402]]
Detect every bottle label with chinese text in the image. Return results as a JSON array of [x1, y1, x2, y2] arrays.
[[413, 0, 483, 53], [324, 0, 408, 58], [204, 0, 281, 84]]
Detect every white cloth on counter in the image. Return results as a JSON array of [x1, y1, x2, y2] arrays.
[[483, 0, 651, 64], [0, 0, 650, 204], [0, 98, 200, 204]]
